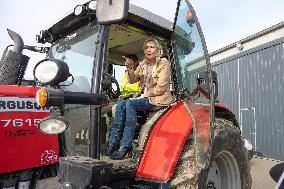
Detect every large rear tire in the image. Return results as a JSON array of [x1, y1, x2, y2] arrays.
[[169, 118, 251, 189]]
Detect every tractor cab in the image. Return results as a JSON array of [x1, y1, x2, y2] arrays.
[[37, 0, 211, 158], [30, 1, 216, 188]]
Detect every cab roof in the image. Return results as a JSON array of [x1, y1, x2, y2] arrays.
[[42, 3, 173, 43]]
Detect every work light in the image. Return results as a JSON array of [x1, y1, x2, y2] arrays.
[[33, 59, 70, 86], [74, 5, 85, 16], [88, 1, 97, 10]]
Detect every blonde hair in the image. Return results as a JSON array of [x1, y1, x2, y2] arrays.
[[143, 38, 163, 57]]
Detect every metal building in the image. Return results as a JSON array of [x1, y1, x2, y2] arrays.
[[210, 22, 284, 160]]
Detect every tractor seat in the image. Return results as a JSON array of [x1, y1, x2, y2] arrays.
[[137, 105, 167, 125]]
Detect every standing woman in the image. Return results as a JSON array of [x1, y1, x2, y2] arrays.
[[106, 38, 174, 160]]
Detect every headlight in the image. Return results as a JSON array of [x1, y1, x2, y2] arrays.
[[38, 116, 68, 134], [33, 59, 70, 86]]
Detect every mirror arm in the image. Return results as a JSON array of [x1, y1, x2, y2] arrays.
[[189, 85, 210, 100]]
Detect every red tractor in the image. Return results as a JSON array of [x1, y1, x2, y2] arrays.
[[0, 0, 251, 188], [0, 29, 59, 189]]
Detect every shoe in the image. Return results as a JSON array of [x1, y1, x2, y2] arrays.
[[110, 147, 132, 160], [105, 143, 118, 156]]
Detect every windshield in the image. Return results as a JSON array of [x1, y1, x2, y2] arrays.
[[48, 22, 99, 92], [47, 22, 99, 156]]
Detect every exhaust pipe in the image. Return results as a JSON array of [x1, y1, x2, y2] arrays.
[[0, 29, 30, 85], [7, 29, 24, 54]]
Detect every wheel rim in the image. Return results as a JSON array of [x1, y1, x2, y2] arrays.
[[206, 150, 241, 189]]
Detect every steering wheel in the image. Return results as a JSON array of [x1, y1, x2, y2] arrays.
[[102, 73, 121, 99]]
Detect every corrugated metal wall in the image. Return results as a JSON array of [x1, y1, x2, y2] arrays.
[[212, 38, 284, 160]]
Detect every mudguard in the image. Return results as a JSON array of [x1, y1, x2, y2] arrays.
[[136, 101, 192, 180], [136, 100, 211, 181], [0, 85, 59, 174], [185, 101, 211, 167], [215, 103, 239, 127]]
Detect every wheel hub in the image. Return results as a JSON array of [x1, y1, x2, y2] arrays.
[[206, 151, 241, 189]]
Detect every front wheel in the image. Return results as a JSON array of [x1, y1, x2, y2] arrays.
[[169, 118, 251, 189]]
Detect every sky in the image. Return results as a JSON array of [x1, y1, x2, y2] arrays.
[[1, 0, 284, 77]]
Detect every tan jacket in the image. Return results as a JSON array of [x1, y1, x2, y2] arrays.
[[128, 58, 174, 106]]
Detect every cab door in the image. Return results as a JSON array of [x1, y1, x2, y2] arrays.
[[171, 0, 213, 166], [172, 0, 210, 94]]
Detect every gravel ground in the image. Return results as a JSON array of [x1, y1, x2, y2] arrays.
[[251, 156, 282, 189]]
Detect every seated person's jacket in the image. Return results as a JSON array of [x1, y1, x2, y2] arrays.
[[120, 71, 141, 98], [111, 73, 141, 116], [128, 58, 174, 106]]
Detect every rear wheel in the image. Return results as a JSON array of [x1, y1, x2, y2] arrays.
[[169, 118, 251, 189]]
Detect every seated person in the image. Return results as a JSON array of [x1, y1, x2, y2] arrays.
[[106, 38, 174, 160], [102, 55, 141, 146], [102, 55, 141, 114], [119, 54, 141, 99]]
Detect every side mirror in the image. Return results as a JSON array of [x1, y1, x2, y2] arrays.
[[96, 0, 129, 24]]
